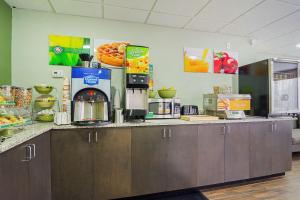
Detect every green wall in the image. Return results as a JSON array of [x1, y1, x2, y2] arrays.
[[0, 0, 12, 85]]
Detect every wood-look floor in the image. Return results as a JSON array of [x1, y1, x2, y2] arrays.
[[203, 153, 300, 200]]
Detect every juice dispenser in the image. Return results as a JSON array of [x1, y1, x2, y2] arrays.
[[124, 45, 149, 121]]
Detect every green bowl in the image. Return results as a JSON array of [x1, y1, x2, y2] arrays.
[[35, 100, 55, 109], [36, 114, 54, 122], [34, 85, 53, 94], [158, 90, 176, 98], [149, 91, 157, 98], [0, 129, 14, 137]]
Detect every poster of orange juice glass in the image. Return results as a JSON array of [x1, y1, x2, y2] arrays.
[[184, 48, 212, 73]]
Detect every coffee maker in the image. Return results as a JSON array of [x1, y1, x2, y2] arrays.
[[124, 45, 149, 121], [71, 67, 111, 125]]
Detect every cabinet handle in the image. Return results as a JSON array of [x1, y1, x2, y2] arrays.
[[95, 131, 98, 143], [168, 129, 172, 138], [274, 123, 277, 132], [88, 132, 92, 143], [22, 145, 32, 162], [31, 144, 36, 158], [226, 125, 230, 133], [162, 128, 167, 139], [221, 126, 226, 135], [271, 123, 274, 132]]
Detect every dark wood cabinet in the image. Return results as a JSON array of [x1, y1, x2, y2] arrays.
[[132, 125, 198, 196], [250, 122, 273, 178], [52, 128, 132, 200], [132, 126, 166, 195], [0, 132, 51, 200], [165, 125, 198, 191], [28, 132, 51, 200], [198, 124, 225, 186], [0, 142, 30, 200], [51, 129, 94, 200], [271, 120, 292, 174], [93, 128, 131, 199], [225, 123, 250, 182]]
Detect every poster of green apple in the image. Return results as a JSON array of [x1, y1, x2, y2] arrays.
[[214, 51, 238, 74], [49, 35, 90, 66]]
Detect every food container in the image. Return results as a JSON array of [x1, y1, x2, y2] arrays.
[[54, 112, 71, 125], [0, 85, 12, 100], [149, 90, 157, 98], [158, 89, 176, 98], [35, 95, 56, 109], [34, 85, 54, 94], [36, 114, 54, 122], [14, 87, 32, 108]]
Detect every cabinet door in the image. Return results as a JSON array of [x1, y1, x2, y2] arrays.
[[131, 126, 166, 195], [51, 129, 94, 200], [225, 123, 250, 182], [250, 122, 273, 178], [28, 132, 51, 200], [94, 128, 131, 199], [0, 143, 30, 200], [166, 125, 198, 190], [198, 124, 225, 186], [272, 120, 292, 174], [249, 122, 272, 178]]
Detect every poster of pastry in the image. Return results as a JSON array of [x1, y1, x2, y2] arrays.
[[214, 51, 238, 74], [125, 45, 149, 74], [49, 35, 90, 66], [184, 48, 212, 73], [94, 39, 129, 68]]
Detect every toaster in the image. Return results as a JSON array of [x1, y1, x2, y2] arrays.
[[181, 105, 199, 115]]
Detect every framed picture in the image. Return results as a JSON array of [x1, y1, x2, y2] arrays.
[[49, 35, 90, 66], [214, 51, 238, 74], [184, 48, 212, 73], [94, 39, 129, 68]]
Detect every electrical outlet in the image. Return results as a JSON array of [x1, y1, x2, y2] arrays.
[[52, 69, 64, 78]]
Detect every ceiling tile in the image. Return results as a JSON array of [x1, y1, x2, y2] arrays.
[[104, 0, 156, 10], [147, 12, 190, 28], [250, 11, 300, 41], [5, 0, 52, 11], [220, 0, 299, 35], [278, 0, 300, 6], [51, 0, 102, 18], [257, 28, 300, 52], [104, 5, 149, 23], [185, 0, 263, 32], [153, 0, 209, 17]]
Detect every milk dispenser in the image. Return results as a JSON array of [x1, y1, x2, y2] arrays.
[[71, 67, 111, 125], [124, 45, 149, 121]]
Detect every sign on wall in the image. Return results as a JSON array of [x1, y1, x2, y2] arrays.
[[213, 51, 239, 74], [183, 47, 212, 73], [94, 39, 129, 68], [49, 35, 90, 66]]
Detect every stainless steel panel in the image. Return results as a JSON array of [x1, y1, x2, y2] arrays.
[[73, 101, 108, 122]]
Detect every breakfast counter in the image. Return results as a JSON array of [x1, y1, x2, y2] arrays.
[[0, 116, 295, 153]]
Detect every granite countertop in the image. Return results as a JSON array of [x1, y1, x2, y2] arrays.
[[0, 116, 295, 154]]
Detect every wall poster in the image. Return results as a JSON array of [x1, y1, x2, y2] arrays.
[[214, 51, 238, 74], [49, 35, 90, 66], [94, 39, 129, 68], [184, 47, 212, 73]]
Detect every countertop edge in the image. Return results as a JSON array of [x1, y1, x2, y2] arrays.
[[0, 117, 296, 153]]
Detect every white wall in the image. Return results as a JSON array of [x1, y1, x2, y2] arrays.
[[12, 9, 273, 108]]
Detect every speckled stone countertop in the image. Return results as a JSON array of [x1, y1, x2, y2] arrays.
[[0, 117, 295, 153]]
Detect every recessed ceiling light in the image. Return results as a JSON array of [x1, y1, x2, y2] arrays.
[[296, 43, 300, 48]]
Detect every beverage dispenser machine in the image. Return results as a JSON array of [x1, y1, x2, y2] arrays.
[[71, 67, 111, 125], [124, 45, 149, 121]]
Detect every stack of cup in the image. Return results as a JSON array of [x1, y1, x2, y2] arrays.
[[61, 77, 71, 124]]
